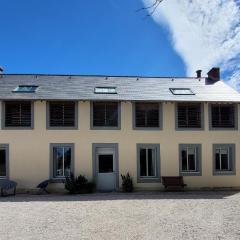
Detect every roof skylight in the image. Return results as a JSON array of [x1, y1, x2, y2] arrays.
[[13, 85, 39, 93], [169, 88, 195, 95], [94, 87, 117, 94]]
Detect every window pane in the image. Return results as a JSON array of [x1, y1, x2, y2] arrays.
[[178, 106, 188, 128], [221, 149, 229, 170], [99, 155, 113, 173], [64, 147, 71, 176], [221, 106, 234, 128], [53, 147, 64, 177], [147, 108, 159, 127], [215, 149, 221, 170], [148, 149, 156, 176], [135, 104, 146, 127], [93, 103, 105, 126], [135, 103, 159, 128], [188, 106, 201, 128], [188, 148, 196, 171], [63, 103, 75, 126], [0, 149, 6, 177], [105, 103, 118, 126], [140, 148, 147, 176], [181, 149, 187, 171]]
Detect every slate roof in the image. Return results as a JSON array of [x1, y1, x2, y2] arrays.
[[0, 74, 239, 102]]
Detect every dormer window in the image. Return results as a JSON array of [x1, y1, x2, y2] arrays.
[[170, 88, 195, 95], [94, 87, 117, 94], [13, 85, 39, 93]]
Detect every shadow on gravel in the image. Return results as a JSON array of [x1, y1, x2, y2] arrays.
[[0, 191, 239, 202]]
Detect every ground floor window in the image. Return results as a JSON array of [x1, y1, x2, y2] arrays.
[[179, 144, 201, 176], [137, 144, 160, 182], [213, 144, 235, 175], [0, 145, 8, 178], [50, 144, 74, 179]]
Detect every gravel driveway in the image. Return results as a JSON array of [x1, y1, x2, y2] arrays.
[[0, 191, 240, 240]]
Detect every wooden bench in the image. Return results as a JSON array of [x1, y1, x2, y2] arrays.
[[0, 180, 17, 197], [162, 176, 186, 190]]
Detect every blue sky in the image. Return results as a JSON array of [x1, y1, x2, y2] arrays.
[[0, 0, 185, 76], [0, 0, 239, 89], [144, 0, 240, 90]]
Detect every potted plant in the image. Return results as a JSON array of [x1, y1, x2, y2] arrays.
[[121, 172, 134, 192]]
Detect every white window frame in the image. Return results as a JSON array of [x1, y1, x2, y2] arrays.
[[215, 147, 230, 171], [137, 144, 160, 183], [213, 144, 235, 175], [179, 144, 201, 176], [182, 147, 197, 172], [50, 143, 74, 181], [140, 147, 157, 178]]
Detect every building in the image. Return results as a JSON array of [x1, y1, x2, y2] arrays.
[[0, 68, 240, 191]]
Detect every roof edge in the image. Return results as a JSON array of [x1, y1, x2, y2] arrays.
[[0, 73, 207, 79]]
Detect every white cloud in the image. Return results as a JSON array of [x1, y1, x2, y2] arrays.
[[143, 0, 240, 90]]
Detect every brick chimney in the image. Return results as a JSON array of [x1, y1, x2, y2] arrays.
[[196, 70, 202, 78], [207, 67, 220, 82]]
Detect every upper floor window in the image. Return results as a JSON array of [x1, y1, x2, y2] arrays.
[[213, 144, 235, 175], [210, 104, 237, 129], [47, 101, 77, 129], [91, 102, 120, 129], [176, 103, 203, 129], [4, 101, 33, 128], [134, 102, 161, 129]]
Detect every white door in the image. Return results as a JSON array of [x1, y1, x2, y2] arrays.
[[96, 147, 116, 191]]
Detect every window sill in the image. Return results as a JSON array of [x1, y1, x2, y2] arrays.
[[47, 126, 78, 130], [176, 128, 204, 131], [133, 127, 162, 131], [137, 177, 161, 183], [180, 171, 201, 176], [209, 127, 238, 131], [50, 178, 66, 183], [0, 177, 8, 180], [2, 127, 33, 130], [213, 171, 236, 176], [90, 126, 121, 130]]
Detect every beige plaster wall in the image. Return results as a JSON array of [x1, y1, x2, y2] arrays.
[[0, 101, 239, 190]]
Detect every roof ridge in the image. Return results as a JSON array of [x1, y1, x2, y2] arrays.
[[0, 73, 207, 79]]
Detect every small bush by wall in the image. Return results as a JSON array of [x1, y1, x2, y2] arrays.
[[121, 173, 134, 192], [65, 173, 95, 194]]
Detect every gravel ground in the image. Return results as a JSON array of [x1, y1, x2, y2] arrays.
[[0, 191, 240, 240]]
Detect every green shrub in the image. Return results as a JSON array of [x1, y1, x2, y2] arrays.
[[65, 173, 95, 194], [121, 173, 133, 192], [65, 173, 77, 194]]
